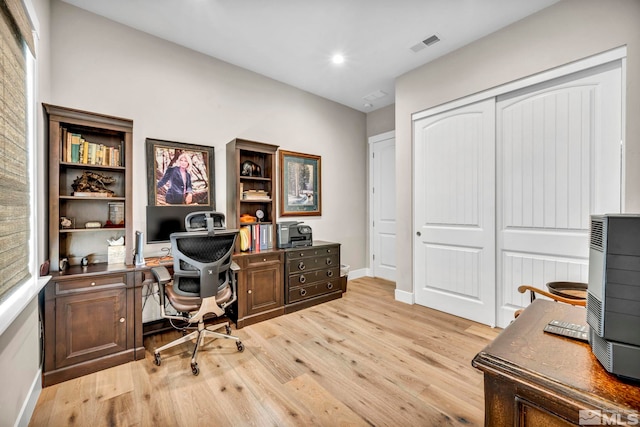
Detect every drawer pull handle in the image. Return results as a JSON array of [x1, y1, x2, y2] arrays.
[[327, 282, 333, 289], [299, 275, 306, 284], [119, 317, 125, 323], [300, 289, 307, 296], [327, 270, 334, 277], [91, 282, 96, 286], [298, 262, 306, 271], [263, 258, 267, 262], [300, 253, 304, 257], [326, 259, 332, 265], [248, 290, 252, 294]]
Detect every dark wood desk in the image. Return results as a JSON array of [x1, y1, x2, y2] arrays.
[[472, 299, 640, 426]]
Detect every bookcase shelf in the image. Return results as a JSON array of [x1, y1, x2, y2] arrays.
[[45, 104, 133, 269], [226, 139, 279, 252]]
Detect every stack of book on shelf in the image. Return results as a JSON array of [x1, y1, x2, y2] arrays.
[[242, 189, 270, 201], [61, 127, 122, 167], [239, 223, 273, 252]]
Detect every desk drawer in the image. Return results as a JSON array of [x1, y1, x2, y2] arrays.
[[56, 273, 127, 294], [287, 254, 339, 273], [288, 267, 339, 287], [286, 246, 338, 260], [244, 252, 282, 267], [288, 278, 341, 303]]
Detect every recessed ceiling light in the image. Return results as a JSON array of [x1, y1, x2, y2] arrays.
[[331, 54, 345, 65]]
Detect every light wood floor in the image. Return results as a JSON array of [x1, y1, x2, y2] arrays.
[[30, 277, 501, 427]]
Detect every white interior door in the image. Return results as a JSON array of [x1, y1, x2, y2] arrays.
[[496, 61, 622, 326], [370, 132, 396, 281], [414, 99, 496, 326]]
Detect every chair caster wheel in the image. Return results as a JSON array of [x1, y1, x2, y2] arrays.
[[191, 363, 199, 376], [154, 353, 161, 366], [236, 341, 245, 352], [225, 325, 232, 335]]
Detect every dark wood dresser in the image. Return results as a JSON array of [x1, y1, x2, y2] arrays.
[[284, 241, 342, 313], [472, 299, 640, 426]]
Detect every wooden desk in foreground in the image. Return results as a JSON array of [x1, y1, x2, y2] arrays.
[[472, 299, 640, 426]]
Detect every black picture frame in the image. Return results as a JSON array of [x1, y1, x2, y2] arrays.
[[279, 150, 321, 216], [146, 138, 215, 207]]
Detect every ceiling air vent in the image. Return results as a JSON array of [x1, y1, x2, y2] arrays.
[[410, 34, 441, 53]]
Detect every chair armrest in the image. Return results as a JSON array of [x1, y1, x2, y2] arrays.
[[150, 266, 172, 285], [517, 285, 586, 306], [231, 261, 240, 272]]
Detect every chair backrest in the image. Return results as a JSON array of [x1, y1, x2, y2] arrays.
[[170, 229, 238, 299], [184, 211, 226, 232]]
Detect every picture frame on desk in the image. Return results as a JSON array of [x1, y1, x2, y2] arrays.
[[279, 150, 321, 216], [146, 138, 215, 207]]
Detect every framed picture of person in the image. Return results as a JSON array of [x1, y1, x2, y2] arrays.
[[146, 138, 215, 207], [279, 150, 321, 216]]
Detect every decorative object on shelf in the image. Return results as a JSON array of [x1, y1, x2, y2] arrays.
[[279, 150, 322, 217], [146, 138, 215, 207], [80, 257, 89, 267], [241, 160, 262, 177], [256, 209, 264, 221], [40, 260, 50, 276], [71, 171, 116, 196], [60, 216, 74, 229], [59, 257, 69, 271], [107, 202, 125, 227], [85, 221, 102, 228], [240, 213, 257, 223]]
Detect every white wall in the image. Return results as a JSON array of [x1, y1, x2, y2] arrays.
[[49, 0, 367, 271], [394, 0, 640, 295]]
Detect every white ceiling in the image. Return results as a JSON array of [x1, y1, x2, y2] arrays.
[[60, 0, 560, 112]]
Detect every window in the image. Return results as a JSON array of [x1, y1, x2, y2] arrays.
[[0, 0, 39, 335]]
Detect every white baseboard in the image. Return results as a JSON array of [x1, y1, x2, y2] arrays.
[[394, 289, 414, 305], [347, 268, 368, 280], [16, 368, 41, 427]]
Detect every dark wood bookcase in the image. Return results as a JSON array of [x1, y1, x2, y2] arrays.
[[44, 104, 133, 270]]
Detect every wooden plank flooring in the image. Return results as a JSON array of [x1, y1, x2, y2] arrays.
[[29, 277, 501, 427]]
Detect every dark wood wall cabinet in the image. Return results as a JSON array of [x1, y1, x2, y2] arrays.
[[42, 104, 138, 386], [233, 249, 285, 328], [42, 265, 145, 386], [473, 299, 640, 426]]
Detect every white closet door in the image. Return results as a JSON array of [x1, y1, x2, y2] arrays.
[[371, 134, 396, 281], [414, 99, 496, 326], [496, 61, 622, 326]]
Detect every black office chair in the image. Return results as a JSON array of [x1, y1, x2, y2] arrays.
[[150, 227, 243, 375]]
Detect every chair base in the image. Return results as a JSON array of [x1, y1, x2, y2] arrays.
[[153, 320, 244, 375]]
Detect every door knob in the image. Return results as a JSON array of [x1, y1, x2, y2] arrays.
[[416, 231, 421, 236]]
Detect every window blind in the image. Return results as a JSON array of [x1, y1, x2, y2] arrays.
[[0, 0, 31, 301]]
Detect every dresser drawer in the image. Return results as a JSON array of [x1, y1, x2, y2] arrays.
[[286, 246, 339, 260], [288, 267, 340, 287], [288, 278, 341, 303], [55, 273, 128, 294], [287, 253, 339, 273], [243, 252, 282, 267]]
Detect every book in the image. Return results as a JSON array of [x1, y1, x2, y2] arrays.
[[70, 134, 81, 163], [82, 139, 89, 164], [61, 127, 68, 162], [259, 224, 272, 250]]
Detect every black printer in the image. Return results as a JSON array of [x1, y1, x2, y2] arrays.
[[277, 221, 312, 248]]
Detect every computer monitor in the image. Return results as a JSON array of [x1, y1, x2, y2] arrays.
[[146, 205, 206, 243]]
